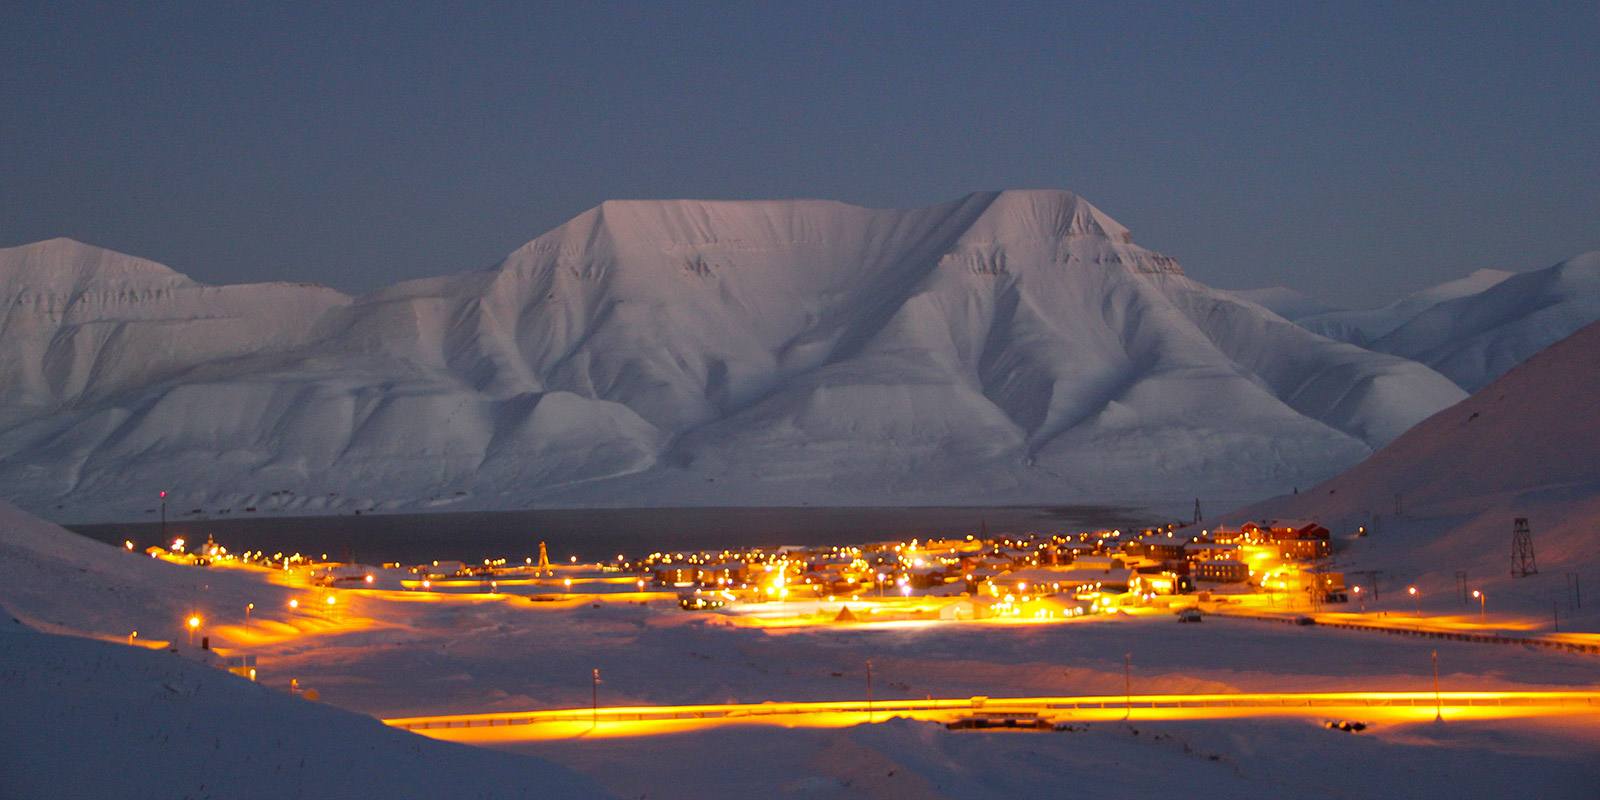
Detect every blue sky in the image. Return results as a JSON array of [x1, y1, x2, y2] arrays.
[[3, 1, 1596, 306]]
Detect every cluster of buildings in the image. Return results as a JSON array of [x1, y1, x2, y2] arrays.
[[633, 517, 1339, 619]]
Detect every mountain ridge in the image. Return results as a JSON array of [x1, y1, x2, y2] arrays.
[[0, 191, 1468, 521]]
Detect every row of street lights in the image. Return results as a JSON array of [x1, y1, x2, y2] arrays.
[[164, 592, 343, 650], [1347, 584, 1488, 623]]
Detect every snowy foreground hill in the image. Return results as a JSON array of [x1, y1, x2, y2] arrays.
[[2, 191, 1470, 521], [0, 496, 605, 799], [1235, 319, 1600, 619]]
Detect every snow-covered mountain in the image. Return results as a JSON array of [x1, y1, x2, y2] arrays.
[[1293, 269, 1516, 345], [1360, 252, 1600, 391], [1237, 253, 1600, 392], [0, 191, 1468, 521]]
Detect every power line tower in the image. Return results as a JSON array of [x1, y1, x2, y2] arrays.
[[1192, 498, 1202, 526], [1510, 518, 1538, 577]]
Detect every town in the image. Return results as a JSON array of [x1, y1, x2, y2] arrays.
[[137, 514, 1562, 649]]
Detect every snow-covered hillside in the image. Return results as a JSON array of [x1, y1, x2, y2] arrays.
[[1363, 252, 1600, 391], [1233, 319, 1600, 621], [0, 191, 1468, 521], [0, 613, 604, 799]]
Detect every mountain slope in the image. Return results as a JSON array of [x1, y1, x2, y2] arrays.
[[0, 192, 1467, 521], [1230, 320, 1600, 623]]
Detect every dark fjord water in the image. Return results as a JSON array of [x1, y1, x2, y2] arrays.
[[68, 506, 1149, 565]]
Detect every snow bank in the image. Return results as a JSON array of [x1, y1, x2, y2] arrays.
[[0, 615, 604, 799]]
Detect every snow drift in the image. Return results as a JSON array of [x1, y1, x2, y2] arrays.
[[0, 191, 1467, 521]]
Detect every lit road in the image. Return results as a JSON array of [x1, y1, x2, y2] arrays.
[[385, 691, 1600, 743]]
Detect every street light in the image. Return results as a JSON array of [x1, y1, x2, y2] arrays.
[[1352, 585, 1364, 612], [245, 602, 254, 629], [288, 598, 300, 610], [186, 614, 201, 647], [1408, 586, 1420, 617], [1472, 590, 1486, 623]]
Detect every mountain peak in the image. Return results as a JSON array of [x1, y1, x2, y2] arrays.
[[0, 237, 194, 294], [970, 189, 1133, 242]]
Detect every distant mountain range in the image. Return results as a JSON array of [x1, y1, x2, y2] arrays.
[[1231, 252, 1600, 391], [1, 190, 1588, 522]]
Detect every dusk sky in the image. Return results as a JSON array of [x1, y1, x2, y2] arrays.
[[3, 1, 1596, 307]]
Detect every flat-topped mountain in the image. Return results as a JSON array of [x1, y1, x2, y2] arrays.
[[0, 191, 1466, 521]]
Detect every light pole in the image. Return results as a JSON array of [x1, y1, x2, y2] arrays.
[[1472, 590, 1486, 623], [245, 602, 254, 630], [128, 630, 138, 647], [591, 668, 601, 730], [866, 659, 874, 723], [1352, 585, 1365, 613], [159, 490, 168, 545], [1408, 586, 1420, 617], [186, 614, 200, 647], [1440, 649, 1452, 726]]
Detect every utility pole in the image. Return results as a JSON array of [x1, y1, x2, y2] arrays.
[[1432, 650, 1442, 723], [1455, 571, 1469, 605], [865, 659, 874, 723], [591, 668, 600, 730], [1192, 498, 1202, 527], [1349, 571, 1383, 604], [1567, 573, 1582, 610], [1123, 652, 1132, 721], [159, 490, 168, 544], [1552, 601, 1560, 632]]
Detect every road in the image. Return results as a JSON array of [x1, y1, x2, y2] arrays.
[[385, 690, 1600, 743]]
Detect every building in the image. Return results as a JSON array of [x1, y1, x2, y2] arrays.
[[1184, 541, 1240, 562], [1132, 534, 1190, 561], [1193, 559, 1250, 583], [1238, 519, 1332, 560], [698, 561, 749, 586]]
